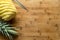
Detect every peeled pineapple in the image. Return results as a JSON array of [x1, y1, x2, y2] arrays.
[[0, 0, 27, 40], [0, 0, 16, 21], [0, 0, 27, 21]]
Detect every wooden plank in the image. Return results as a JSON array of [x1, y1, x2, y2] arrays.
[[12, 0, 60, 40]]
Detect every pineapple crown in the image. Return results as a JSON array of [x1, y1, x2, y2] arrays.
[[0, 19, 18, 40]]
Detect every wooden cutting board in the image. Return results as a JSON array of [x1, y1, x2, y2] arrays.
[[0, 0, 60, 40], [13, 0, 60, 40]]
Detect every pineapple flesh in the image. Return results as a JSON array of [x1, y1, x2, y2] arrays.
[[0, 0, 27, 21]]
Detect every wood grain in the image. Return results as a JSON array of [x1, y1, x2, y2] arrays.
[[12, 0, 60, 40], [0, 0, 60, 40]]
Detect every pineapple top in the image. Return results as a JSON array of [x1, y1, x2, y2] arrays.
[[0, 19, 18, 40]]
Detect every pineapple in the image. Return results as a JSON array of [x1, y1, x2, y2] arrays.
[[0, 0, 28, 40]]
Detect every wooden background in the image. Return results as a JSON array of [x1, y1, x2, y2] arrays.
[[0, 0, 60, 40]]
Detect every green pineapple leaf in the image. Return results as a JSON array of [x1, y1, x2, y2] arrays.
[[7, 30, 18, 35], [3, 29, 13, 40]]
